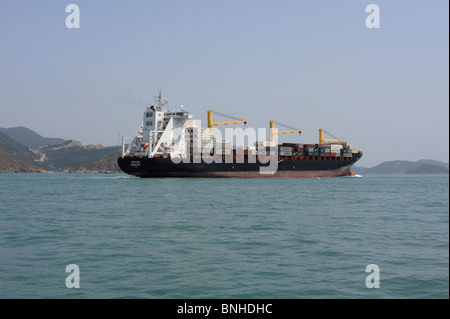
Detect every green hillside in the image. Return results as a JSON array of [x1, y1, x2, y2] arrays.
[[69, 155, 122, 173], [0, 148, 45, 173], [0, 131, 39, 164], [1, 128, 121, 172], [406, 164, 449, 174], [36, 141, 121, 171]]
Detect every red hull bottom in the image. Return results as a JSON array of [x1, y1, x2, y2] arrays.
[[139, 167, 352, 178], [212, 169, 351, 178]]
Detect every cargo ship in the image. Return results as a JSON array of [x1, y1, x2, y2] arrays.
[[118, 92, 362, 178]]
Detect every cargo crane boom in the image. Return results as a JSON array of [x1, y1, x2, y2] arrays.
[[207, 110, 247, 134], [319, 128, 342, 144], [269, 120, 302, 143]]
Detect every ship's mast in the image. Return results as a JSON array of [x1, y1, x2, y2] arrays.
[[155, 90, 162, 107], [148, 90, 165, 156], [155, 90, 168, 109]]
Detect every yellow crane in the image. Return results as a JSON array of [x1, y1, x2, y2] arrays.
[[319, 128, 342, 144], [207, 110, 247, 134], [269, 120, 302, 143]]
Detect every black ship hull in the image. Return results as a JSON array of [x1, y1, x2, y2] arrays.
[[117, 152, 362, 178]]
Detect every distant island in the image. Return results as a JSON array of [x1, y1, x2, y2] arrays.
[[353, 159, 449, 175], [0, 126, 448, 174]]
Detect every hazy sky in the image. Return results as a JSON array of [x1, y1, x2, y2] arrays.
[[0, 0, 448, 167]]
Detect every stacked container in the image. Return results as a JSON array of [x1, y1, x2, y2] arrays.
[[279, 146, 293, 156], [342, 149, 353, 157]]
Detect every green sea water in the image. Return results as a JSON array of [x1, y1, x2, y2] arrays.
[[0, 173, 448, 298]]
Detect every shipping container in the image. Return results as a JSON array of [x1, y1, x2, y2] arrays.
[[257, 141, 275, 149], [330, 145, 341, 152], [281, 143, 299, 147], [279, 146, 293, 153], [331, 153, 341, 157]]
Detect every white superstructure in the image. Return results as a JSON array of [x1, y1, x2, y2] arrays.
[[122, 91, 216, 159]]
